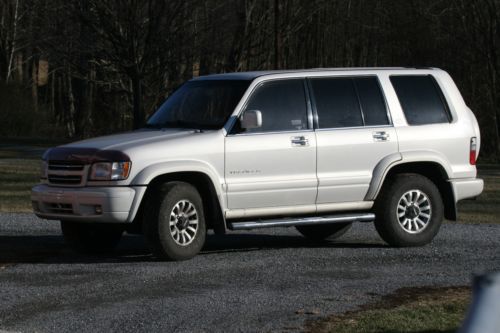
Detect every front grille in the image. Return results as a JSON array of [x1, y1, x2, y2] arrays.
[[48, 161, 86, 186], [48, 175, 83, 185], [49, 161, 84, 171], [47, 203, 73, 214]]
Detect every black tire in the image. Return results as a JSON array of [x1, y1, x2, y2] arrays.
[[374, 173, 444, 247], [60, 221, 124, 254], [296, 223, 352, 241], [143, 181, 206, 261]]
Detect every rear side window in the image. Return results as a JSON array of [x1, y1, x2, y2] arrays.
[[390, 75, 451, 125], [311, 78, 363, 128], [310, 76, 389, 128], [240, 79, 308, 133], [355, 77, 389, 126]]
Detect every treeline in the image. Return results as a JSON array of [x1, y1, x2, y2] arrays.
[[0, 0, 499, 159]]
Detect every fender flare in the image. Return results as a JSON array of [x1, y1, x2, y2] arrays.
[[128, 160, 227, 226], [365, 150, 453, 201]]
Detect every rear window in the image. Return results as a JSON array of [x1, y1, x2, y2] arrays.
[[390, 75, 451, 125]]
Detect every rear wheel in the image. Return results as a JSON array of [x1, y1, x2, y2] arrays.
[[60, 221, 124, 254], [374, 173, 444, 247], [143, 182, 206, 261], [296, 223, 352, 241]]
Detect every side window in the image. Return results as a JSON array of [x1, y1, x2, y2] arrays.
[[310, 78, 363, 128], [354, 77, 389, 126], [239, 79, 308, 133], [390, 75, 451, 125]]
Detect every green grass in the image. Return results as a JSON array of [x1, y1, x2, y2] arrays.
[[0, 159, 40, 212], [306, 287, 470, 333], [457, 165, 500, 224], [0, 145, 44, 212]]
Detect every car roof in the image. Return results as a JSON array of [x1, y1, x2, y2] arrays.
[[191, 67, 438, 81]]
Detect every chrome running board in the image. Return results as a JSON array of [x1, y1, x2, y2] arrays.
[[228, 213, 375, 231]]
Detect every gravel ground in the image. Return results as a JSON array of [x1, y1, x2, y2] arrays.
[[0, 213, 499, 333]]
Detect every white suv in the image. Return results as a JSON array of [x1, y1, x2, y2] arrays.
[[31, 68, 484, 260]]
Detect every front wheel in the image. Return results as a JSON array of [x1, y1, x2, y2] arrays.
[[61, 221, 124, 254], [143, 182, 206, 261], [374, 173, 444, 247]]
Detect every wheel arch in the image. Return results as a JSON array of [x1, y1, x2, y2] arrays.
[[368, 158, 457, 221], [129, 165, 226, 234]]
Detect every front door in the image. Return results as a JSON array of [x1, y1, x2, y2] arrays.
[[225, 79, 317, 213]]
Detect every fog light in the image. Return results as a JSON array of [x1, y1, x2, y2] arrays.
[[95, 205, 103, 214]]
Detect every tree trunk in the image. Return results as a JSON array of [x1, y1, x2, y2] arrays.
[[66, 68, 76, 138], [131, 73, 143, 129], [31, 57, 38, 113], [274, 0, 282, 69], [6, 0, 19, 83]]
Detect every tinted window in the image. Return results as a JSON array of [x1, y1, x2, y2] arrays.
[[147, 80, 250, 130], [311, 78, 363, 128], [390, 75, 451, 125], [240, 79, 308, 133], [355, 77, 389, 126]]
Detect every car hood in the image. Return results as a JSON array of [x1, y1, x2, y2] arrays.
[[43, 129, 206, 162], [63, 129, 197, 151]]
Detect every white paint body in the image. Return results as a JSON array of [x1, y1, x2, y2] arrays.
[[31, 68, 484, 224]]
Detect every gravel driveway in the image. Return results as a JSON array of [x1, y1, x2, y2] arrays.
[[0, 213, 499, 333]]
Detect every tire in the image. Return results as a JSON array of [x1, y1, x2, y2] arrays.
[[143, 181, 206, 261], [296, 223, 352, 241], [374, 173, 444, 247], [60, 221, 124, 254]]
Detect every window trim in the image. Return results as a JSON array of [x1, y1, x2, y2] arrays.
[[226, 77, 313, 136], [389, 74, 453, 126], [307, 75, 393, 130]]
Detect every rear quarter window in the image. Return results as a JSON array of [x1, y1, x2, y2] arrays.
[[390, 75, 451, 125]]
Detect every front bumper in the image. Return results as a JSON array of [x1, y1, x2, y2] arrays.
[[31, 184, 146, 223], [451, 178, 484, 202]]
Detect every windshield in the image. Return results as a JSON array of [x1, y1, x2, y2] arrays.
[[146, 80, 250, 130]]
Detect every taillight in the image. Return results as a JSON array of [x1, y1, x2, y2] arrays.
[[470, 137, 477, 165]]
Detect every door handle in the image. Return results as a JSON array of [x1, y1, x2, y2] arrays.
[[373, 131, 390, 142], [291, 136, 309, 147]]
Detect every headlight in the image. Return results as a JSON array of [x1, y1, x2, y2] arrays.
[[40, 160, 48, 179], [89, 162, 131, 181]]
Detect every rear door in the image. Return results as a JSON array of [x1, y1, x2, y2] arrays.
[[310, 76, 398, 208], [224, 79, 317, 211]]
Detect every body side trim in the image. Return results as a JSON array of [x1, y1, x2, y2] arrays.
[[225, 201, 373, 219]]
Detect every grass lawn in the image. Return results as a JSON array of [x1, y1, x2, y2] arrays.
[[306, 287, 470, 333], [457, 165, 500, 224], [0, 147, 42, 212]]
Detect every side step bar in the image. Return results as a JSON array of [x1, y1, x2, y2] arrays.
[[228, 213, 375, 231]]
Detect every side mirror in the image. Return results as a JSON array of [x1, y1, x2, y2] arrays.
[[240, 110, 262, 129]]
